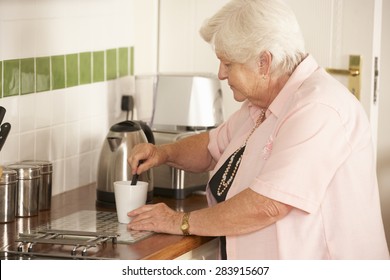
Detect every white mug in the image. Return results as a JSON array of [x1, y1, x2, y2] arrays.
[[113, 181, 148, 224]]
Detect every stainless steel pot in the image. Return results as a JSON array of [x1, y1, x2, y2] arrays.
[[21, 160, 53, 211], [0, 169, 17, 223], [7, 164, 40, 217]]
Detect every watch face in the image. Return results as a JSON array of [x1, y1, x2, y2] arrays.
[[181, 224, 189, 230]]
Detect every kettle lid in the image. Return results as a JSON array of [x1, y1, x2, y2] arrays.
[[110, 121, 141, 132]]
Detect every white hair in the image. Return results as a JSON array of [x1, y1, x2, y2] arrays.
[[199, 0, 306, 76]]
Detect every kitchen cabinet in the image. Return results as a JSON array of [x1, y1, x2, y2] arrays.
[[175, 238, 219, 260]]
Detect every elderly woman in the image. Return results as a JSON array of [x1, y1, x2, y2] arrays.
[[127, 0, 389, 259]]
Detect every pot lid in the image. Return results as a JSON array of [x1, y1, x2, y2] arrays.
[[110, 121, 141, 132], [21, 160, 53, 174], [0, 169, 17, 185], [6, 164, 41, 179]]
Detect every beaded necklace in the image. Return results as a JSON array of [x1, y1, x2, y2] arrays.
[[217, 109, 266, 196]]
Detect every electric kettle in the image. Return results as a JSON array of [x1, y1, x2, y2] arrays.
[[96, 120, 154, 208]]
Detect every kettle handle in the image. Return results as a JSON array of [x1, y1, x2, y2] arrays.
[[137, 121, 155, 144]]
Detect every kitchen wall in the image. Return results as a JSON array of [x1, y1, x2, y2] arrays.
[[0, 0, 135, 195]]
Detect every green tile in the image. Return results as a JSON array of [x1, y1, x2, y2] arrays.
[[130, 46, 134, 75], [79, 52, 91, 85], [51, 55, 65, 90], [21, 58, 35, 94], [93, 51, 104, 83], [0, 61, 2, 98], [66, 53, 79, 87], [3, 59, 20, 97], [106, 49, 117, 80], [118, 47, 129, 77], [36, 57, 50, 92]]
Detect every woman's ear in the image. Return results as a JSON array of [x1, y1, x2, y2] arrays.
[[258, 51, 272, 76]]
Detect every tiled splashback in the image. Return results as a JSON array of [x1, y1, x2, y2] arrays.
[[1, 47, 134, 97], [0, 0, 137, 195]]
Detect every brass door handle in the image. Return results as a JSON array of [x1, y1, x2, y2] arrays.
[[326, 55, 361, 99], [326, 68, 359, 76]]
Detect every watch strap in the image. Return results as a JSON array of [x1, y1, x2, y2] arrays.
[[180, 212, 191, 235]]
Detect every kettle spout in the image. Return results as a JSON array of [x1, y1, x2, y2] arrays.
[[107, 137, 122, 152]]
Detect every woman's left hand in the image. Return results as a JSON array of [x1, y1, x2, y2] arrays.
[[127, 203, 183, 235]]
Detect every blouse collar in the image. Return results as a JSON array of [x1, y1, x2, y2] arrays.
[[247, 54, 319, 121]]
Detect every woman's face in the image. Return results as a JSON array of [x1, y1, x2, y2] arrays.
[[217, 54, 270, 108]]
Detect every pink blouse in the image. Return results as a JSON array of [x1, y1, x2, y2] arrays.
[[207, 55, 389, 259]]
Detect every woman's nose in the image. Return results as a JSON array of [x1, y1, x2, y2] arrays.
[[218, 64, 227, 80]]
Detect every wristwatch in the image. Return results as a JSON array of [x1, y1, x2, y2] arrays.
[[180, 212, 191, 235]]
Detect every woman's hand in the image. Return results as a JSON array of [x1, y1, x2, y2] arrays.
[[128, 132, 214, 175], [127, 203, 183, 235], [127, 143, 168, 175]]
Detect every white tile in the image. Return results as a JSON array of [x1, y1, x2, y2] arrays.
[[0, 0, 37, 21], [74, 18, 93, 53], [106, 80, 121, 118], [78, 90, 92, 120], [87, 0, 112, 17], [20, 20, 37, 58], [65, 121, 80, 157], [51, 90, 66, 125], [35, 91, 53, 129], [65, 87, 81, 123], [0, 133, 19, 165], [33, 0, 67, 20], [112, 14, 135, 47], [64, 156, 80, 190], [91, 115, 109, 150], [0, 21, 3, 60], [0, 96, 20, 133], [19, 94, 36, 133], [34, 18, 73, 57], [19, 131, 35, 161], [50, 125, 65, 160], [79, 152, 92, 186], [89, 16, 111, 51], [91, 148, 100, 183], [79, 118, 92, 153], [0, 20, 22, 60], [61, 18, 84, 54], [35, 128, 51, 160], [88, 83, 109, 117], [51, 159, 65, 195]]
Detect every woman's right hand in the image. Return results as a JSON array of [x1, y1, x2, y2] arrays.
[[127, 143, 168, 175]]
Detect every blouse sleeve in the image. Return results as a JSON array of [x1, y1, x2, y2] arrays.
[[251, 102, 354, 213]]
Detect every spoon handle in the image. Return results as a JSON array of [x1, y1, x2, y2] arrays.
[[131, 160, 144, 185], [131, 173, 139, 185]]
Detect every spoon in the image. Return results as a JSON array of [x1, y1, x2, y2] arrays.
[[130, 173, 139, 186], [131, 160, 144, 185]]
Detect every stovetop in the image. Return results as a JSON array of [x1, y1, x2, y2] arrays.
[[31, 210, 153, 244], [1, 210, 153, 260]]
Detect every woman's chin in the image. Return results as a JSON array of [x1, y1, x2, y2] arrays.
[[232, 93, 246, 102]]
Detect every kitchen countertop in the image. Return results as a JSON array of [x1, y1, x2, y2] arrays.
[[0, 183, 215, 260]]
